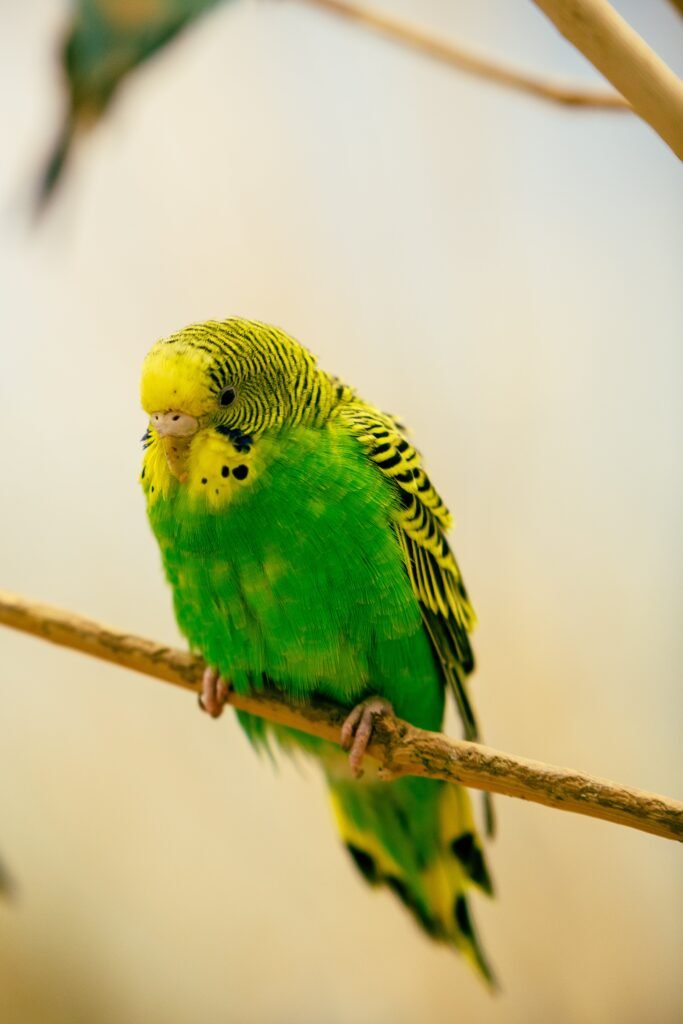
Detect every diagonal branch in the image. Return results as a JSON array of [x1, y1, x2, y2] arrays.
[[292, 0, 629, 109], [531, 0, 683, 158], [0, 590, 681, 843]]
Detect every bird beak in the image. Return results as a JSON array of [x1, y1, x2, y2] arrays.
[[150, 410, 198, 481], [151, 410, 198, 438]]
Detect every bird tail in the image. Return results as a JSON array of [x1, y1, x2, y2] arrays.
[[327, 775, 495, 985]]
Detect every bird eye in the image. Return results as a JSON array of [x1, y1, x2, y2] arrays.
[[219, 386, 237, 407]]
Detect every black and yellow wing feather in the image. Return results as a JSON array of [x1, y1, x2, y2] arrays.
[[339, 399, 481, 743]]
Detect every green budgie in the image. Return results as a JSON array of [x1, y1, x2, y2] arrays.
[[140, 318, 495, 982]]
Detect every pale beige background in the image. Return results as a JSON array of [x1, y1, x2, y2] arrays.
[[1, 2, 682, 1022]]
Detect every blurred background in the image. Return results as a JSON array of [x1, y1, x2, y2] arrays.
[[1, 1, 682, 1022]]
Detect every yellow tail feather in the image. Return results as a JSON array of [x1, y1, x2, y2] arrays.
[[329, 778, 495, 985]]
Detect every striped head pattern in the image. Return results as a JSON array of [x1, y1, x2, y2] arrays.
[[141, 318, 349, 439]]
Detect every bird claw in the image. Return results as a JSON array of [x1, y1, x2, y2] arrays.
[[340, 697, 393, 779], [198, 665, 230, 718]]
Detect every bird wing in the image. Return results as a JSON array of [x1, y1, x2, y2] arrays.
[[339, 400, 480, 742]]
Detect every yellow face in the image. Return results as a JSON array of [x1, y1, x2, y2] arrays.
[[141, 340, 218, 423], [140, 336, 262, 504], [141, 339, 222, 486]]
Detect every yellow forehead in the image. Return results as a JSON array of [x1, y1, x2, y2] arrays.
[[140, 341, 215, 417]]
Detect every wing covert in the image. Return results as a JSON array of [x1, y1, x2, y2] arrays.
[[339, 400, 480, 742]]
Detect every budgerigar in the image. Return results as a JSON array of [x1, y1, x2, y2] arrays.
[[38, 0, 226, 207], [140, 318, 495, 982]]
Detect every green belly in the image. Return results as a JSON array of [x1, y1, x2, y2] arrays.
[[147, 423, 444, 737]]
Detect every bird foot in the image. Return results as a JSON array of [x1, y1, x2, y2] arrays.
[[198, 666, 230, 718], [340, 697, 394, 779]]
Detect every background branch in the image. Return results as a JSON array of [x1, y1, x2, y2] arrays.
[[294, 0, 629, 109], [531, 0, 683, 158], [2, 591, 681, 842]]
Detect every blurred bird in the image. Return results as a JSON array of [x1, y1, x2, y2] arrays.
[[37, 0, 224, 208], [140, 318, 495, 982]]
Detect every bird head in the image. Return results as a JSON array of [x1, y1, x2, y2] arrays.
[[141, 317, 323, 433], [140, 318, 339, 480]]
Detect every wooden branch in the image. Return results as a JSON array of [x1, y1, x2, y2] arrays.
[[1, 590, 681, 843], [531, 0, 683, 158], [292, 0, 628, 109]]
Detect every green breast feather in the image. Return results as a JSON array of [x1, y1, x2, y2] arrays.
[[140, 318, 495, 984]]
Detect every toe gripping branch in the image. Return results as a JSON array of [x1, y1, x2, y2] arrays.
[[341, 697, 395, 778]]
